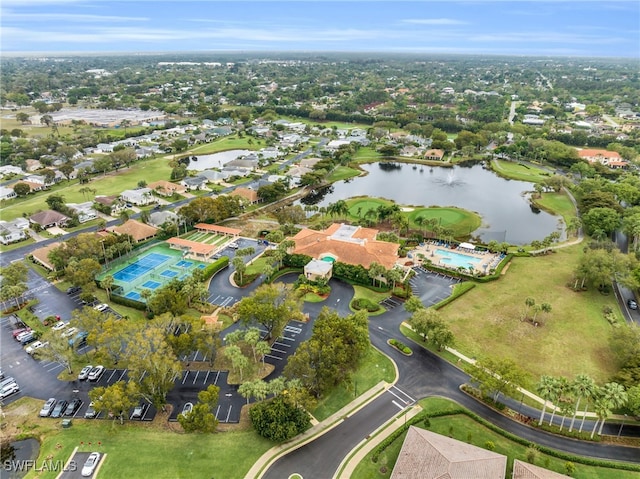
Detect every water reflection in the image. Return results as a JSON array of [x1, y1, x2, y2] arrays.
[[297, 163, 564, 245]]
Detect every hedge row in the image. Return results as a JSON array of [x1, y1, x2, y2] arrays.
[[110, 293, 146, 311], [432, 282, 476, 310], [372, 407, 640, 473], [201, 256, 229, 280]]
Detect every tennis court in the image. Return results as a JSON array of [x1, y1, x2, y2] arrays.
[[160, 270, 178, 278], [142, 280, 162, 290], [125, 291, 142, 300], [113, 253, 171, 282], [176, 260, 193, 268]]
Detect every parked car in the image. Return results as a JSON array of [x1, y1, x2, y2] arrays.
[[131, 402, 146, 419], [66, 286, 82, 295], [78, 365, 93, 381], [88, 365, 105, 381], [64, 398, 82, 416], [81, 452, 101, 477], [61, 327, 78, 338], [16, 330, 33, 342], [628, 299, 638, 310], [12, 327, 31, 339], [26, 341, 48, 355], [84, 401, 98, 419], [19, 333, 36, 345], [52, 321, 69, 332], [50, 400, 68, 418], [0, 382, 20, 399], [180, 402, 194, 417], [93, 303, 109, 312], [0, 369, 4, 379], [39, 398, 57, 417], [228, 242, 239, 249], [69, 331, 89, 349], [0, 377, 17, 389]]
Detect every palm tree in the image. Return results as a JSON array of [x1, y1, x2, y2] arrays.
[[597, 382, 627, 435], [568, 374, 596, 432], [536, 375, 557, 425], [591, 394, 610, 439], [548, 376, 568, 426], [101, 275, 114, 300]]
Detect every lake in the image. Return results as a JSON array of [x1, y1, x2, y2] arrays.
[[299, 162, 565, 245]]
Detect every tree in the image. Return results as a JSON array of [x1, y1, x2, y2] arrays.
[[472, 357, 526, 403], [237, 283, 301, 340], [581, 207, 621, 237], [65, 258, 101, 290], [90, 380, 139, 425], [12, 182, 31, 197], [410, 307, 441, 342], [537, 375, 558, 425], [249, 396, 311, 442], [178, 384, 220, 433], [101, 275, 114, 300], [368, 262, 386, 287], [224, 344, 249, 381], [59, 162, 75, 181], [37, 330, 76, 374], [232, 256, 247, 284], [403, 295, 424, 313], [0, 262, 29, 308], [599, 382, 628, 435], [16, 112, 30, 124], [124, 326, 182, 412], [385, 267, 404, 289], [626, 385, 640, 418], [568, 374, 596, 433]]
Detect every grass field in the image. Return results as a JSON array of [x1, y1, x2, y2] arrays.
[[534, 191, 577, 230], [345, 197, 481, 238], [437, 243, 622, 384], [351, 397, 638, 479], [326, 165, 361, 183], [312, 345, 396, 421], [490, 159, 552, 182], [9, 399, 272, 479]]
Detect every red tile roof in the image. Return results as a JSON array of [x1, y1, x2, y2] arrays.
[[195, 223, 241, 235]]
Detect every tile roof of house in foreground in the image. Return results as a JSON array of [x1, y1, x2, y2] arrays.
[[391, 427, 507, 479], [512, 460, 569, 479], [291, 223, 398, 269], [110, 219, 158, 242], [30, 242, 62, 271]]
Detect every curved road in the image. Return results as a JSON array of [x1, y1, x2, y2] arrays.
[[264, 293, 640, 479]]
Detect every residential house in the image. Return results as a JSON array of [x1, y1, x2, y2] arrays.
[[0, 220, 28, 244], [391, 427, 507, 479], [148, 210, 179, 228], [147, 180, 186, 197], [230, 187, 260, 204], [424, 149, 445, 161], [578, 148, 627, 169], [29, 210, 69, 229], [225, 155, 259, 170], [30, 242, 62, 271], [94, 195, 125, 215], [299, 157, 323, 168], [180, 176, 209, 191], [0, 165, 24, 176], [291, 223, 399, 269], [512, 460, 568, 479], [303, 258, 333, 282], [66, 202, 98, 223], [109, 219, 158, 243], [120, 187, 156, 206], [287, 165, 313, 185], [221, 167, 251, 178], [0, 186, 17, 201], [24, 159, 42, 172]]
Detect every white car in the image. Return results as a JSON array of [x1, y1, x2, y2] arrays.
[[78, 365, 94, 380], [39, 398, 57, 417], [26, 341, 48, 355], [61, 327, 78, 338], [52, 321, 69, 332], [88, 365, 105, 381], [81, 452, 101, 477], [94, 303, 109, 312], [0, 382, 20, 399]]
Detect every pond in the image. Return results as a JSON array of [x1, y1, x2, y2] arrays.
[[299, 162, 565, 245], [1, 438, 40, 479], [186, 149, 253, 171]]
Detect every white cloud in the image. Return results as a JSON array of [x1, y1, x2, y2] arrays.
[[2, 11, 148, 22]]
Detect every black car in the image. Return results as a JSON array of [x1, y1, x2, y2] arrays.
[[66, 286, 82, 295], [50, 400, 68, 418], [64, 398, 82, 416]]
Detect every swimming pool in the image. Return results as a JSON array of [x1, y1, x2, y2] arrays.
[[436, 249, 481, 268]]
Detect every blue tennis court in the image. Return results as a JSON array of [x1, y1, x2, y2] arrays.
[[142, 280, 161, 290], [160, 270, 178, 278], [175, 260, 193, 268], [125, 291, 141, 300], [113, 253, 171, 282]]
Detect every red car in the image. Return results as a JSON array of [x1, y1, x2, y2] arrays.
[[12, 328, 31, 340]]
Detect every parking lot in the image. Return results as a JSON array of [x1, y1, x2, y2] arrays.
[[409, 266, 462, 306]]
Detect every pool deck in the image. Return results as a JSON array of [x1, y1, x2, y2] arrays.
[[406, 242, 503, 274]]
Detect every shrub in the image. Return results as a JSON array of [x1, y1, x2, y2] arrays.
[[352, 298, 381, 312], [389, 338, 411, 354], [201, 256, 229, 280], [249, 396, 311, 442]]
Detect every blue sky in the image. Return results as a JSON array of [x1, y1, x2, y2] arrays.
[[2, 1, 638, 57]]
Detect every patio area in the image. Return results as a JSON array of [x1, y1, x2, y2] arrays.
[[407, 241, 504, 275]]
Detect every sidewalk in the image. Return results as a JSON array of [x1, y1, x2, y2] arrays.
[[244, 381, 389, 479]]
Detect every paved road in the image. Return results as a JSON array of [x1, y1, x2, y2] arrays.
[[263, 271, 640, 478]]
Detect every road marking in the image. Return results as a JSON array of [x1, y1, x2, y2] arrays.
[[270, 347, 287, 354], [284, 326, 302, 334], [272, 341, 290, 348], [213, 371, 220, 384], [388, 385, 415, 405], [278, 336, 295, 342], [391, 400, 405, 410], [215, 405, 221, 419], [265, 354, 282, 360], [225, 406, 232, 422], [204, 371, 211, 383], [181, 371, 189, 384], [118, 369, 127, 381], [107, 369, 118, 382], [192, 371, 200, 384]]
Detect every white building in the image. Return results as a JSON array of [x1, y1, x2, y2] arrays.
[[120, 187, 156, 206]]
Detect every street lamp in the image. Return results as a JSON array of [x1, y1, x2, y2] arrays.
[[617, 414, 628, 438]]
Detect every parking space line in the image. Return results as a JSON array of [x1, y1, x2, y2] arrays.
[[204, 371, 210, 383], [192, 371, 200, 385], [181, 371, 189, 384], [215, 405, 221, 419], [270, 347, 287, 354], [272, 341, 290, 348], [225, 406, 232, 422], [278, 336, 295, 342], [46, 363, 63, 373], [107, 369, 118, 382], [118, 369, 127, 381], [265, 354, 282, 360], [213, 371, 220, 384]]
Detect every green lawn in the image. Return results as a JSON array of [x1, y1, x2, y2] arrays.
[[191, 136, 259, 154], [351, 397, 638, 479], [312, 345, 396, 421], [534, 191, 577, 228], [490, 159, 552, 182], [437, 243, 623, 384], [326, 165, 361, 182]]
